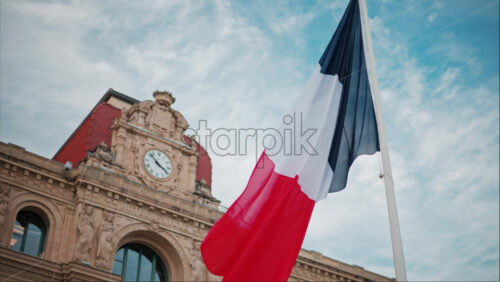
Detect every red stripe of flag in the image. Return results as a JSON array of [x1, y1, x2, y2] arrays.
[[201, 152, 314, 281]]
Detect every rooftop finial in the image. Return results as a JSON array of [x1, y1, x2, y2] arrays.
[[153, 90, 175, 106]]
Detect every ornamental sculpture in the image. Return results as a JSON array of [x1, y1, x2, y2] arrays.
[[76, 205, 95, 263], [191, 240, 205, 281], [0, 185, 11, 227], [88, 142, 115, 165], [96, 210, 114, 266]]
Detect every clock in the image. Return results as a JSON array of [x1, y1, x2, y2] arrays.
[[143, 150, 172, 179]]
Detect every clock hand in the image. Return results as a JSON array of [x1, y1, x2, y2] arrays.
[[152, 156, 169, 175]]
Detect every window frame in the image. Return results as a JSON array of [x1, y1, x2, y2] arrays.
[[113, 243, 168, 282], [10, 210, 47, 257]]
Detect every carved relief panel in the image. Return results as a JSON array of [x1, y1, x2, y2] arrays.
[[0, 185, 11, 227], [75, 205, 95, 263], [126, 91, 188, 143], [190, 240, 207, 281], [96, 210, 115, 267]]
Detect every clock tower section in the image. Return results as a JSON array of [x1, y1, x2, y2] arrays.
[[110, 91, 200, 198]]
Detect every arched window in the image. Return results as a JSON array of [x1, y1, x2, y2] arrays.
[[10, 211, 46, 257], [112, 243, 168, 282]]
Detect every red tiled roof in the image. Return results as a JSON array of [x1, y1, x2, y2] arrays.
[[184, 136, 212, 188], [53, 102, 121, 167]]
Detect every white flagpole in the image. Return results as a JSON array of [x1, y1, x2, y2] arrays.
[[358, 0, 408, 281]]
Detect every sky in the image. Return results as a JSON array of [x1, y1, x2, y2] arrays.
[[1, 0, 499, 280]]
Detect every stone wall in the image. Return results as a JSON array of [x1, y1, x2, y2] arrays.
[[0, 142, 220, 281]]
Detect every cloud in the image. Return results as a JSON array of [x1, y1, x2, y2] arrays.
[[1, 0, 498, 280], [267, 9, 316, 36], [428, 13, 438, 22], [426, 32, 482, 74], [361, 11, 499, 280], [434, 67, 460, 96]]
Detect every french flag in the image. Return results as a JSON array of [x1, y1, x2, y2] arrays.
[[201, 0, 380, 280]]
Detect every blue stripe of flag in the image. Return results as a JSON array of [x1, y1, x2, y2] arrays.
[[320, 0, 380, 193]]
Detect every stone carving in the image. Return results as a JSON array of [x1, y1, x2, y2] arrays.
[[150, 92, 174, 134], [190, 240, 205, 281], [124, 91, 188, 142], [76, 205, 95, 263], [113, 129, 136, 172], [143, 102, 155, 127], [126, 100, 153, 127], [193, 179, 219, 203], [88, 142, 114, 165], [172, 110, 188, 132], [96, 210, 114, 266], [0, 185, 11, 226], [149, 219, 162, 234]]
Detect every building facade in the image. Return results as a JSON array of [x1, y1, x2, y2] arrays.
[[0, 89, 391, 281]]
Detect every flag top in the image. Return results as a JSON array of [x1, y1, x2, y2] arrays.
[[321, 0, 380, 193]]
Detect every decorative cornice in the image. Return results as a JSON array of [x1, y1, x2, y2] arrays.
[[122, 121, 194, 152], [0, 247, 62, 280], [74, 173, 221, 224], [0, 159, 75, 205], [1, 157, 73, 189], [295, 257, 361, 281], [0, 247, 120, 281], [76, 181, 214, 241]]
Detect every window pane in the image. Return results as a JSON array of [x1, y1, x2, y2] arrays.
[[155, 260, 167, 282], [10, 219, 26, 251], [13, 219, 25, 236], [24, 222, 42, 256], [139, 250, 153, 282], [157, 271, 167, 282], [153, 270, 161, 282], [112, 261, 123, 276], [114, 247, 124, 262], [10, 233, 23, 251], [124, 247, 139, 281], [112, 247, 125, 275]]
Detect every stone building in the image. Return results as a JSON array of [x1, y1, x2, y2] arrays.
[[0, 89, 392, 281]]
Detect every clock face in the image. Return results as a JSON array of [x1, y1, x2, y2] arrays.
[[143, 150, 172, 179]]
